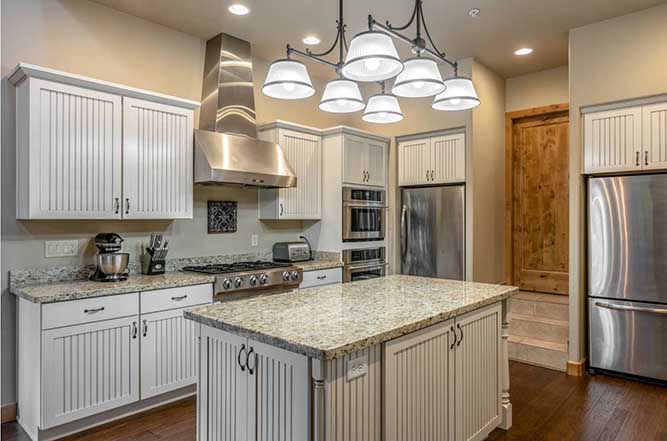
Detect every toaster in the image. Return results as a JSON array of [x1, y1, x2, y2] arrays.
[[273, 241, 311, 262]]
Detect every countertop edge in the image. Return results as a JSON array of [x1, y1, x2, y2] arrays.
[[185, 288, 517, 360]]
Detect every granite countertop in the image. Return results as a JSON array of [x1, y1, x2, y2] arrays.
[[11, 272, 215, 304], [185, 275, 517, 360], [296, 259, 343, 272]]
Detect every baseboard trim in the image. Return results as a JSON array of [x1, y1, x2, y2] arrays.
[[567, 359, 587, 376], [1, 402, 17, 423]]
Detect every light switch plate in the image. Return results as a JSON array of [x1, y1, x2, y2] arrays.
[[45, 240, 79, 258], [346, 354, 368, 382], [251, 234, 258, 247]]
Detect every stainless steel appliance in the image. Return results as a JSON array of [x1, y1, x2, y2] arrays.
[[342, 187, 386, 241], [194, 33, 297, 189], [273, 237, 312, 263], [588, 174, 667, 381], [89, 233, 130, 282], [182, 261, 302, 302], [400, 185, 465, 280], [343, 247, 387, 283]]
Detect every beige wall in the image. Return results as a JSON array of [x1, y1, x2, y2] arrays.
[[568, 3, 667, 362], [505, 66, 569, 112]]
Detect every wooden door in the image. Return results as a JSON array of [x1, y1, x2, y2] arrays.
[[41, 316, 140, 429], [366, 139, 387, 187], [583, 106, 642, 174], [384, 318, 456, 441], [140, 307, 202, 399], [454, 303, 502, 441], [511, 109, 569, 294], [122, 97, 193, 219], [25, 78, 122, 219], [431, 133, 466, 184], [642, 102, 667, 170], [398, 138, 430, 186], [343, 134, 368, 185], [277, 129, 322, 219], [247, 339, 309, 441]]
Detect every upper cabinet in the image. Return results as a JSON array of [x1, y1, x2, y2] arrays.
[[399, 132, 465, 186], [343, 133, 388, 187], [584, 101, 667, 174], [258, 124, 322, 220], [10, 63, 199, 220]]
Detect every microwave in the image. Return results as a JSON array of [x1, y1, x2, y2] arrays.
[[342, 187, 387, 242]]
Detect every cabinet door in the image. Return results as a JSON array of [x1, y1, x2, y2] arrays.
[[41, 316, 140, 429], [454, 303, 502, 441], [431, 133, 465, 183], [278, 129, 322, 219], [384, 318, 456, 441], [24, 78, 122, 219], [584, 106, 642, 174], [199, 326, 247, 441], [642, 102, 667, 171], [398, 138, 431, 186], [366, 140, 387, 187], [140, 307, 204, 399], [122, 98, 194, 219], [343, 134, 369, 186], [247, 340, 309, 441]]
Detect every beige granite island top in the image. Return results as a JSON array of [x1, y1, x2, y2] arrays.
[[185, 275, 517, 360], [11, 272, 215, 304]]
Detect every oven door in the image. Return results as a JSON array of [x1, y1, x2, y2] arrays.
[[344, 263, 388, 283], [343, 203, 386, 241]]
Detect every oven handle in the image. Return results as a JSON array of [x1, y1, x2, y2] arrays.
[[343, 203, 388, 209], [346, 262, 389, 272], [594, 301, 667, 315], [401, 205, 408, 258]]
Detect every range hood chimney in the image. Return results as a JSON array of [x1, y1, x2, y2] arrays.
[[194, 33, 297, 188]]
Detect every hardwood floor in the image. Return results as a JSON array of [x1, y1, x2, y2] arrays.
[[3, 362, 667, 441]]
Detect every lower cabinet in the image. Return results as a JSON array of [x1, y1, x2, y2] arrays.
[[299, 267, 343, 289], [383, 303, 501, 441], [198, 326, 309, 441]]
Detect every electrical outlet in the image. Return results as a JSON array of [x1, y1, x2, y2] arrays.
[[346, 354, 368, 382], [251, 234, 258, 247], [45, 240, 79, 258]]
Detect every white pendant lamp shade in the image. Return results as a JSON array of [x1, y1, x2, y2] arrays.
[[319, 79, 365, 113], [262, 59, 315, 99], [432, 76, 480, 111], [362, 93, 404, 124], [342, 31, 403, 82], [392, 57, 445, 98]]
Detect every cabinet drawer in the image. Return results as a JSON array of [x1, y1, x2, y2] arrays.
[[42, 292, 139, 330], [300, 268, 342, 289], [140, 284, 213, 314]]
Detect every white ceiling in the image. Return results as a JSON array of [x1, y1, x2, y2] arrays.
[[93, 0, 665, 79]]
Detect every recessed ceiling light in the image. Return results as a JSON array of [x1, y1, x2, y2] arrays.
[[514, 48, 534, 56], [468, 8, 480, 17], [228, 4, 250, 15], [303, 36, 321, 45]]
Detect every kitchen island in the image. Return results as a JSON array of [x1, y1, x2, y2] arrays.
[[185, 275, 516, 441]]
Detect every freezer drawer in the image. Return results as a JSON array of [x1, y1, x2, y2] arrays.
[[589, 298, 667, 381]]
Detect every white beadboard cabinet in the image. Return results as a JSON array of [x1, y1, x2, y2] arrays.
[[9, 63, 199, 220], [343, 133, 388, 187], [642, 102, 667, 171], [384, 303, 501, 441], [398, 132, 465, 186], [198, 326, 309, 441]]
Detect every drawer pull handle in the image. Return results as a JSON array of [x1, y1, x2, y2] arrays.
[[84, 307, 105, 314], [132, 321, 138, 339], [246, 346, 256, 375], [316, 275, 327, 280], [171, 295, 188, 301], [238, 344, 247, 371], [142, 319, 148, 337], [450, 326, 456, 349]]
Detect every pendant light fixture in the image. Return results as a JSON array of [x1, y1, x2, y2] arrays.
[[432, 76, 480, 111], [262, 59, 315, 99], [392, 57, 444, 98], [341, 31, 403, 82], [319, 78, 364, 113], [363, 82, 404, 124]]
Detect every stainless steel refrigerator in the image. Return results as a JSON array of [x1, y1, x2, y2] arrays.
[[588, 174, 667, 381], [400, 185, 465, 280]]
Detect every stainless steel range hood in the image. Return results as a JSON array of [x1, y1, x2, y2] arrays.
[[194, 33, 296, 188]]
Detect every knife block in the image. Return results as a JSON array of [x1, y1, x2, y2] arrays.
[[141, 249, 167, 275]]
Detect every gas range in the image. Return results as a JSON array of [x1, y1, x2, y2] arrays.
[[182, 260, 302, 297]]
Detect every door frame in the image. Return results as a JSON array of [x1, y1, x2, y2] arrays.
[[504, 103, 569, 285]]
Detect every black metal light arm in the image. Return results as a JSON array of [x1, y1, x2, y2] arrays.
[[287, 44, 340, 69]]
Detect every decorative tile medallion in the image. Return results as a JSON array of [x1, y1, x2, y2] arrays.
[[207, 201, 237, 233]]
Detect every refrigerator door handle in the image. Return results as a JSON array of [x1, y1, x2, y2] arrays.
[[401, 205, 408, 258], [594, 301, 667, 315]]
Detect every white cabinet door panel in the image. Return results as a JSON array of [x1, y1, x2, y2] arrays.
[[122, 98, 193, 219], [25, 78, 122, 219], [398, 139, 430, 186], [278, 129, 322, 219], [140, 307, 203, 399], [642, 102, 667, 170], [41, 316, 139, 429], [366, 140, 387, 187], [343, 134, 368, 186], [584, 106, 642, 174], [431, 133, 465, 183]]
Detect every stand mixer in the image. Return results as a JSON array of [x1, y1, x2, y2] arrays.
[[89, 233, 130, 282]]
